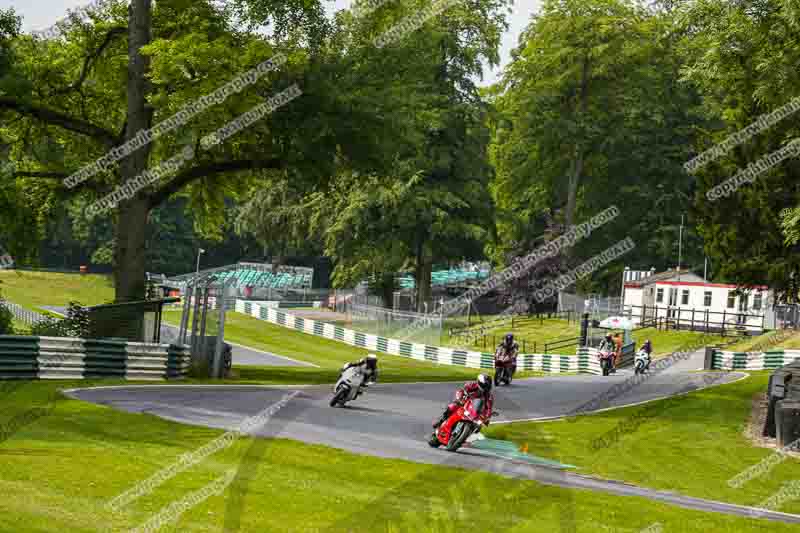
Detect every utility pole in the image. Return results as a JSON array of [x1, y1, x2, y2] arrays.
[[677, 214, 684, 282], [621, 266, 630, 314]]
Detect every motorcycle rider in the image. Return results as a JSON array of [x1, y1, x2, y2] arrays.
[[496, 333, 519, 377], [339, 353, 379, 395], [433, 374, 495, 429], [599, 334, 614, 351], [599, 334, 616, 371], [639, 339, 653, 371]]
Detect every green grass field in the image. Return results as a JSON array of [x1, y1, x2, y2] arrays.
[[0, 380, 794, 532], [443, 315, 727, 356], [726, 330, 800, 351], [0, 270, 114, 311], [162, 309, 545, 383], [486, 371, 800, 515]]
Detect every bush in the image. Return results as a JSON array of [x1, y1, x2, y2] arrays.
[[0, 301, 13, 335], [29, 302, 90, 338], [30, 315, 71, 337]]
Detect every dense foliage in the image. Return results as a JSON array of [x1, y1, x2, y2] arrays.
[[1, 0, 798, 303]]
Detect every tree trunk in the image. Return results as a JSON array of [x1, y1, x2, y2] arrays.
[[565, 55, 590, 228], [380, 272, 395, 310], [415, 238, 433, 313], [115, 0, 154, 302], [565, 148, 584, 227], [114, 198, 150, 301]]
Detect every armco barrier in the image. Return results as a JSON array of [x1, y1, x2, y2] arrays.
[[710, 349, 800, 371], [0, 335, 191, 380], [235, 299, 603, 374]]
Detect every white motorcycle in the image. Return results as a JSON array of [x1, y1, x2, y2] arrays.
[[330, 365, 369, 407], [634, 349, 651, 375]]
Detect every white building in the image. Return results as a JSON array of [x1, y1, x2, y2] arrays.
[[622, 268, 774, 332]]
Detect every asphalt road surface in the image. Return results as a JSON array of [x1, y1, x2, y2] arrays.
[[65, 365, 800, 525], [41, 306, 314, 367]]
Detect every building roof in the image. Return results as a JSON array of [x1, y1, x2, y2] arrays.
[[625, 269, 770, 290], [623, 269, 701, 288]]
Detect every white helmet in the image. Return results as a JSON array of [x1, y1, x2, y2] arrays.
[[477, 373, 492, 394]]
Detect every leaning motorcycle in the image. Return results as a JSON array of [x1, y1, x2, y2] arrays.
[[634, 349, 651, 375], [494, 348, 515, 386], [428, 397, 496, 452], [598, 348, 615, 376], [330, 365, 366, 407]]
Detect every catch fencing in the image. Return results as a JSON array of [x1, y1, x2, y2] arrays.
[[234, 299, 611, 375], [1, 301, 47, 326], [348, 303, 443, 346], [558, 292, 622, 320]]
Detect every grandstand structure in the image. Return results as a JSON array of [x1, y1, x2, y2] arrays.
[[164, 262, 313, 297], [395, 264, 491, 290]]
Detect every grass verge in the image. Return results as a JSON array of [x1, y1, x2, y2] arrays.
[[162, 310, 544, 383], [0, 270, 114, 311], [0, 380, 795, 532], [485, 371, 800, 515]]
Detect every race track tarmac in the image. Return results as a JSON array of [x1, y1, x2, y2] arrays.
[[64, 368, 800, 525]]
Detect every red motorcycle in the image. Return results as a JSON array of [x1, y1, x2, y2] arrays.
[[494, 348, 515, 386], [598, 347, 615, 376], [428, 396, 496, 452]]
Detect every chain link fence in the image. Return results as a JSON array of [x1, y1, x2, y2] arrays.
[[0, 300, 47, 326], [558, 292, 622, 321], [346, 303, 443, 346]]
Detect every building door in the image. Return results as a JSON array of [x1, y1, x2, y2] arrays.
[[738, 294, 749, 325], [668, 288, 678, 318]]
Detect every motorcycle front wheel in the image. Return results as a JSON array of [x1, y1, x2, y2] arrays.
[[330, 387, 348, 407], [446, 422, 473, 452], [428, 432, 441, 448]]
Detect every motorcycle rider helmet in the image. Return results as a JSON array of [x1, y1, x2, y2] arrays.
[[477, 373, 492, 394], [366, 353, 378, 370], [504, 333, 514, 347]]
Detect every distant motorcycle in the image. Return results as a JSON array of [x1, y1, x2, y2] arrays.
[[330, 365, 367, 407], [634, 349, 651, 375], [494, 348, 515, 386], [598, 348, 615, 376], [428, 397, 497, 452]]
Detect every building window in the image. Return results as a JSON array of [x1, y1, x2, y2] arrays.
[[754, 293, 762, 310], [656, 288, 664, 303], [704, 291, 712, 307], [681, 289, 690, 305], [727, 292, 736, 309]]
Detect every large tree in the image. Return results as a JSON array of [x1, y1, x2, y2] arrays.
[[235, 0, 510, 310], [489, 0, 707, 294], [0, 0, 390, 300], [683, 0, 800, 301]]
